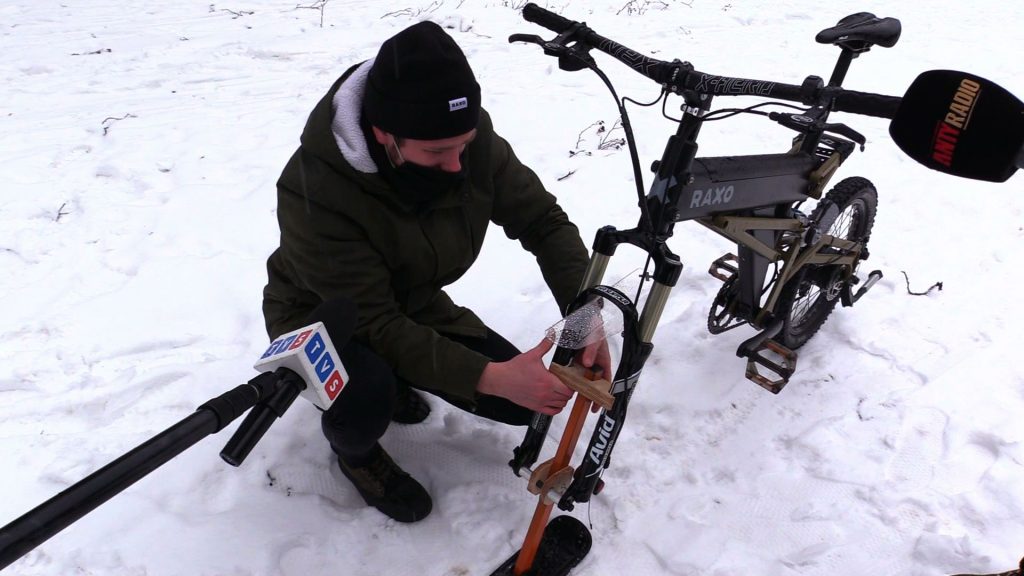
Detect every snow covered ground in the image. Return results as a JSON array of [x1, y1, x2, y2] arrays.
[[1, 1, 1022, 575]]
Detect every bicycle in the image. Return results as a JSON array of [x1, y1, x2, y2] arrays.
[[493, 5, 913, 574]]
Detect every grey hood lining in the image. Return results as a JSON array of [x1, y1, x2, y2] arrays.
[[331, 59, 379, 174]]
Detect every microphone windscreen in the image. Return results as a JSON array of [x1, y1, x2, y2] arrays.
[[889, 70, 1023, 182]]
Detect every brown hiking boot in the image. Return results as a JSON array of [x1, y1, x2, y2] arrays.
[[953, 557, 1024, 576], [337, 444, 432, 522]]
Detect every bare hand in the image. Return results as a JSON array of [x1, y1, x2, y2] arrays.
[[576, 339, 613, 412], [477, 339, 574, 415]]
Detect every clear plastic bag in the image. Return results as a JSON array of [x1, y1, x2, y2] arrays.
[[544, 269, 641, 350]]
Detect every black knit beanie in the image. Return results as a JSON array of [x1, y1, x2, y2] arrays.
[[363, 21, 481, 140]]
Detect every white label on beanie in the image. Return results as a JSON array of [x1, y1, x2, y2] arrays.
[[449, 97, 468, 112]]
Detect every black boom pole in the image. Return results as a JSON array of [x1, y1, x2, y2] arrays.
[[0, 370, 286, 571]]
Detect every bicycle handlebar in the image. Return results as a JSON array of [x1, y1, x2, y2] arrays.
[[522, 2, 573, 32], [519, 2, 900, 119], [523, 3, 680, 84], [833, 89, 901, 118]]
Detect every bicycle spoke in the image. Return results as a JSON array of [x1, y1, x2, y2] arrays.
[[830, 204, 860, 239], [790, 284, 822, 327]]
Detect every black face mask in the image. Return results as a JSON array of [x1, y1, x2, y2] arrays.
[[365, 131, 469, 210], [387, 157, 467, 206]]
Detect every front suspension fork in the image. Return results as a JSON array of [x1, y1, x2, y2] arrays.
[[507, 250, 613, 478], [508, 227, 681, 511]]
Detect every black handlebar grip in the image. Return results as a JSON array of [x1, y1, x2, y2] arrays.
[[833, 89, 901, 119], [522, 2, 574, 33]]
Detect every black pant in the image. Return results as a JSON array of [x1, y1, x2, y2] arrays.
[[322, 328, 533, 462]]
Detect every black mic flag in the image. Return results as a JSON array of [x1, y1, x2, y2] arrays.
[[889, 70, 1023, 183]]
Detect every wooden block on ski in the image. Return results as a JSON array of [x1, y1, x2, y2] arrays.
[[548, 364, 614, 410], [527, 459, 575, 504]]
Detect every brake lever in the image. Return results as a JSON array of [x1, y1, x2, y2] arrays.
[[510, 23, 596, 72], [822, 122, 866, 150], [508, 33, 545, 46]]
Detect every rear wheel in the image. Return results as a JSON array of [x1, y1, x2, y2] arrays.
[[776, 176, 877, 349]]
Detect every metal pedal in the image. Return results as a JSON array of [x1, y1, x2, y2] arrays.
[[708, 253, 739, 282], [736, 320, 798, 394], [743, 339, 798, 394], [842, 269, 883, 306]]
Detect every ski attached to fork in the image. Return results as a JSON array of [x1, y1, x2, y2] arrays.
[[492, 364, 610, 576], [488, 515, 592, 576], [493, 282, 654, 576]]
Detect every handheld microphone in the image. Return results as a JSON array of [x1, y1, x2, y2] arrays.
[[889, 69, 1023, 183], [253, 298, 357, 411], [255, 323, 347, 410], [221, 299, 358, 466]]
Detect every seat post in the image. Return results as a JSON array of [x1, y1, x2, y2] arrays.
[[827, 48, 857, 87]]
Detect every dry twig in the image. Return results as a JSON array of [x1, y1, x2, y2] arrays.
[[70, 48, 111, 56], [220, 8, 254, 18], [296, 0, 328, 27], [101, 113, 137, 136], [381, 0, 443, 18], [900, 271, 943, 296]]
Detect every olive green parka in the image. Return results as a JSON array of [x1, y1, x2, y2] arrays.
[[262, 60, 589, 404]]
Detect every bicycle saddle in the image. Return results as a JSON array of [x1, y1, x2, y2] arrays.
[[816, 12, 901, 51]]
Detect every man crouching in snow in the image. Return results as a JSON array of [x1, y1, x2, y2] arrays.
[[261, 21, 608, 522]]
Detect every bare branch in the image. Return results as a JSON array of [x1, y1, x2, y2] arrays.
[[557, 170, 577, 181], [900, 271, 943, 296], [571, 118, 625, 154], [295, 0, 328, 27], [219, 8, 254, 18], [70, 48, 111, 56], [617, 0, 672, 16], [597, 118, 625, 150], [54, 202, 70, 222], [381, 8, 413, 18], [575, 121, 603, 150], [381, 0, 443, 18], [101, 113, 137, 136]]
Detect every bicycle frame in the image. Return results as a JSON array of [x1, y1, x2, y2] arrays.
[[508, 1, 899, 525], [510, 93, 854, 508], [659, 82, 875, 331]]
